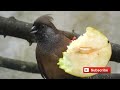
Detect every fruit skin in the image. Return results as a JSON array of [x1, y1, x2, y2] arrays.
[[57, 27, 112, 78]]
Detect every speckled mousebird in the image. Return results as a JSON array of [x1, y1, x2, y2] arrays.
[[30, 14, 80, 79]]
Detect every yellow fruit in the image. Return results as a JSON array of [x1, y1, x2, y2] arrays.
[[57, 27, 112, 77]]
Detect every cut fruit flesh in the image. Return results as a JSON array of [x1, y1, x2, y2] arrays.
[[57, 27, 112, 77]]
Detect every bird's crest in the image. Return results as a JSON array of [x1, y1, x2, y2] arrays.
[[35, 14, 56, 30]]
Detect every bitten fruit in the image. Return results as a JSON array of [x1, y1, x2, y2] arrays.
[[57, 27, 112, 77]]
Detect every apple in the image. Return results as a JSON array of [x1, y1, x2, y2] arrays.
[[57, 27, 112, 78]]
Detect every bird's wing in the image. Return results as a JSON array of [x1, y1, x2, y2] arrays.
[[36, 52, 60, 79], [36, 51, 49, 79], [37, 63, 47, 79], [60, 31, 80, 40]]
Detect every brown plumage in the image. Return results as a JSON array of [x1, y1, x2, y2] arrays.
[[30, 15, 79, 79]]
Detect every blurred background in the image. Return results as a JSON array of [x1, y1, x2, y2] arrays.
[[0, 11, 120, 79]]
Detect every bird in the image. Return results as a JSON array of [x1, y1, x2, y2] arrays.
[[30, 14, 80, 79]]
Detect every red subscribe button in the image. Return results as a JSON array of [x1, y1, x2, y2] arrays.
[[83, 67, 111, 73]]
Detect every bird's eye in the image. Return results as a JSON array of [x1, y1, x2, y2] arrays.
[[41, 25, 46, 29]]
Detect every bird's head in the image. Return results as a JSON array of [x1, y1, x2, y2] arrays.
[[30, 14, 58, 42]]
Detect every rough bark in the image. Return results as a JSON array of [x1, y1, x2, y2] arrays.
[[0, 56, 39, 73], [110, 42, 120, 63], [0, 16, 36, 46]]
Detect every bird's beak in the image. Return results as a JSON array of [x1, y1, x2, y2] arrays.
[[30, 26, 38, 34]]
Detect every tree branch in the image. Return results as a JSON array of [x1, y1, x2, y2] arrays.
[[0, 16, 36, 46], [110, 42, 120, 63], [0, 55, 120, 79], [0, 56, 39, 73], [0, 16, 78, 45]]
